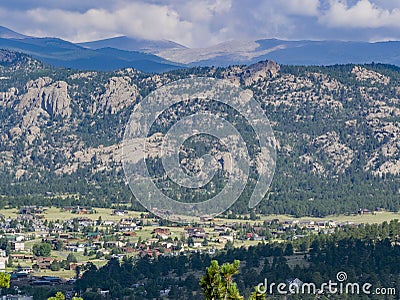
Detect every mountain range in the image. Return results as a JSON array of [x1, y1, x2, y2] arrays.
[[0, 26, 183, 73], [1, 49, 400, 216], [1, 25, 400, 72]]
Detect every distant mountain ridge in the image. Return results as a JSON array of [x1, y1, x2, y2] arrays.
[[1, 25, 400, 72], [78, 35, 187, 53], [0, 26, 184, 73], [151, 38, 400, 67], [0, 25, 27, 39], [79, 31, 400, 67]]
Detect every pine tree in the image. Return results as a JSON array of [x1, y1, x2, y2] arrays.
[[200, 260, 243, 300]]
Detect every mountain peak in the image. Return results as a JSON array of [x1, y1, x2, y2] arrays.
[[78, 35, 186, 53], [0, 25, 28, 39]]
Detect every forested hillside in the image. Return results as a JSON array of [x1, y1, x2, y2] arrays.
[[1, 49, 400, 217]]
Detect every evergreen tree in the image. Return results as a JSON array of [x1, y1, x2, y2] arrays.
[[200, 260, 243, 300]]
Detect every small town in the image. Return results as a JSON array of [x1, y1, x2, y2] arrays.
[[0, 206, 397, 299]]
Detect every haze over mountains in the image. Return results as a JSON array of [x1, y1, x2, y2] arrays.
[[1, 25, 400, 72]]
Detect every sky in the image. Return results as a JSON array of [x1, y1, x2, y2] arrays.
[[1, 0, 400, 47]]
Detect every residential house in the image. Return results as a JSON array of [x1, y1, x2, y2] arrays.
[[77, 217, 94, 227], [69, 262, 85, 271], [119, 218, 136, 232], [200, 215, 214, 222], [152, 228, 170, 235], [113, 209, 128, 216], [123, 231, 137, 237], [0, 256, 8, 270], [104, 241, 125, 248], [73, 206, 93, 214], [65, 244, 85, 252], [103, 221, 115, 226], [214, 226, 228, 233], [9, 254, 33, 261], [358, 208, 371, 215], [15, 265, 33, 274], [2, 295, 33, 300], [19, 206, 43, 215], [32, 257, 56, 270], [10, 241, 24, 252], [185, 227, 206, 238], [87, 232, 101, 241]]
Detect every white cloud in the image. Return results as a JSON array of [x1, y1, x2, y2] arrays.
[[280, 0, 320, 16], [177, 0, 232, 22], [2, 0, 400, 47], [9, 2, 194, 45], [1, 0, 322, 47], [320, 0, 400, 28]]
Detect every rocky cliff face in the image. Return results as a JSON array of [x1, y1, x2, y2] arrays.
[[221, 60, 280, 85], [312, 131, 354, 174], [1, 55, 400, 178], [96, 76, 139, 114], [241, 60, 280, 85], [352, 66, 390, 85], [18, 77, 71, 119], [0, 87, 17, 106]]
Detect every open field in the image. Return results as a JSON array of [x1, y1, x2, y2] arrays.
[[43, 207, 144, 222], [34, 268, 75, 279], [1, 207, 399, 225], [0, 207, 144, 222], [258, 211, 400, 224], [213, 211, 400, 225]]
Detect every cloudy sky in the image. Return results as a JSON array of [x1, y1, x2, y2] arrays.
[[1, 0, 400, 47]]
